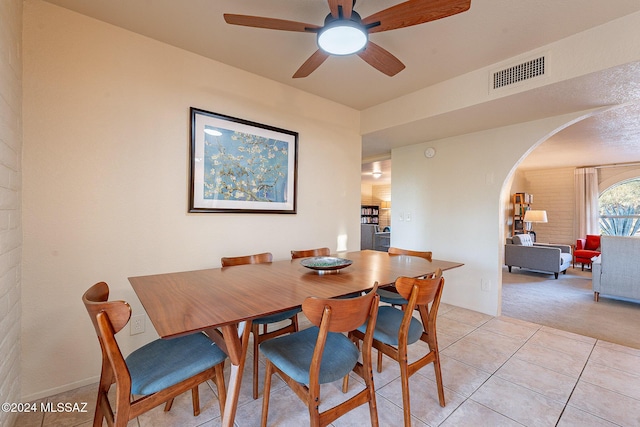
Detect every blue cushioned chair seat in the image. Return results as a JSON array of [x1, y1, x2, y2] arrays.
[[260, 327, 359, 384], [358, 306, 422, 345], [254, 307, 302, 325], [126, 332, 226, 396], [377, 288, 408, 306]]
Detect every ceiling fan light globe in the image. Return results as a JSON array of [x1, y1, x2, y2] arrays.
[[317, 21, 367, 56]]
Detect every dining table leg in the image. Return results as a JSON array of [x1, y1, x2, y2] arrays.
[[213, 321, 251, 427]]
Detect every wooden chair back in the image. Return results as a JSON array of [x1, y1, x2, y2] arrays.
[[83, 281, 131, 336], [388, 247, 433, 262], [303, 283, 379, 333], [291, 247, 330, 259], [395, 270, 444, 338], [221, 252, 272, 267], [395, 269, 443, 309]]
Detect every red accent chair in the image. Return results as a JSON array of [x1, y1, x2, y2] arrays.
[[574, 235, 601, 270]]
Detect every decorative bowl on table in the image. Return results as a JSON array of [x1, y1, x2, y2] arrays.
[[300, 256, 352, 272]]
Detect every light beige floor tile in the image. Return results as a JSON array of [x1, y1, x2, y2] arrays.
[[568, 380, 640, 426], [462, 328, 525, 356], [498, 315, 542, 331], [589, 343, 640, 373], [241, 377, 378, 426], [42, 383, 96, 427], [580, 359, 640, 400], [471, 377, 564, 426], [539, 325, 597, 345], [438, 303, 457, 316], [596, 339, 640, 357], [526, 329, 595, 359], [441, 306, 493, 328], [440, 399, 524, 427], [236, 384, 311, 427], [495, 357, 577, 403], [419, 354, 491, 398], [376, 373, 466, 426], [479, 318, 538, 342], [223, 355, 287, 405], [13, 397, 46, 427], [437, 330, 461, 351], [323, 383, 416, 427], [557, 405, 619, 427], [436, 316, 477, 340], [137, 382, 222, 427], [333, 393, 429, 427], [441, 338, 513, 374], [514, 341, 589, 378]]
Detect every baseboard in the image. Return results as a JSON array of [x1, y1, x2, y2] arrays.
[[21, 375, 100, 402]]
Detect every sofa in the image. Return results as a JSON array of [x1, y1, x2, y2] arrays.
[[505, 234, 573, 279], [592, 235, 640, 302]]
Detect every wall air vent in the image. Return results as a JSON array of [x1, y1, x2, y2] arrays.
[[492, 56, 546, 90]]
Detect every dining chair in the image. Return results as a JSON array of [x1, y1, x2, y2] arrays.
[[347, 270, 445, 427], [82, 282, 227, 427], [221, 252, 302, 400], [260, 284, 381, 427], [291, 247, 330, 259], [377, 247, 433, 307]]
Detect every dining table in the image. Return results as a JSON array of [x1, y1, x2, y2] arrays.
[[129, 249, 463, 426]]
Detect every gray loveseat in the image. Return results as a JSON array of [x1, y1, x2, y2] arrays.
[[505, 234, 572, 279], [592, 235, 640, 302]]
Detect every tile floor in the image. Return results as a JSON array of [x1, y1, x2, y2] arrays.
[[16, 303, 640, 426]]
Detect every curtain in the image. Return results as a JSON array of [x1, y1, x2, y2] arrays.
[[575, 167, 599, 238]]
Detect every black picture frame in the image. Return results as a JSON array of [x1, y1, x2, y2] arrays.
[[189, 108, 298, 214]]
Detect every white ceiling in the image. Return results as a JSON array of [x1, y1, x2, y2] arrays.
[[43, 0, 640, 179]]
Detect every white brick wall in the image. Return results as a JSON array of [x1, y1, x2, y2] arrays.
[[0, 0, 23, 425], [522, 168, 575, 245]]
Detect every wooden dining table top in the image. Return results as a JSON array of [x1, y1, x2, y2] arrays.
[[129, 249, 463, 339]]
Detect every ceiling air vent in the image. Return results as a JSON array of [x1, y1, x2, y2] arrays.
[[492, 56, 546, 90]]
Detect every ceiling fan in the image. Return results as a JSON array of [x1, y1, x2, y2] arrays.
[[224, 0, 471, 78]]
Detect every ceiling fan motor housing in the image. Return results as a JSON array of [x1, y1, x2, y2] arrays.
[[318, 11, 368, 55]]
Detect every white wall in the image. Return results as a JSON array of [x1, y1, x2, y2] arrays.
[[0, 0, 22, 425], [21, 1, 361, 400], [391, 113, 586, 315]]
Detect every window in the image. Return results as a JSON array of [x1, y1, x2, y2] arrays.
[[599, 178, 640, 236]]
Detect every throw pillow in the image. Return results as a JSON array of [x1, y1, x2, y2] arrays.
[[585, 235, 600, 250], [513, 234, 533, 246]]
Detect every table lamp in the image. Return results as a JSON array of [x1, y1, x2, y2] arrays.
[[523, 210, 548, 241]]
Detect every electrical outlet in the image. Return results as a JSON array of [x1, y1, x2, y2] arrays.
[[130, 314, 145, 335], [481, 279, 491, 292]]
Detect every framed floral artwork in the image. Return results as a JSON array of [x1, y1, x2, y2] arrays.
[[189, 108, 298, 213]]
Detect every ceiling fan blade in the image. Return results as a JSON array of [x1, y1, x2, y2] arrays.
[[362, 0, 471, 34], [293, 50, 330, 78], [357, 42, 405, 76], [328, 0, 353, 19], [224, 14, 320, 32]]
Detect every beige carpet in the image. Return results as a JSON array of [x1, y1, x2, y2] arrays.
[[501, 266, 640, 349]]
